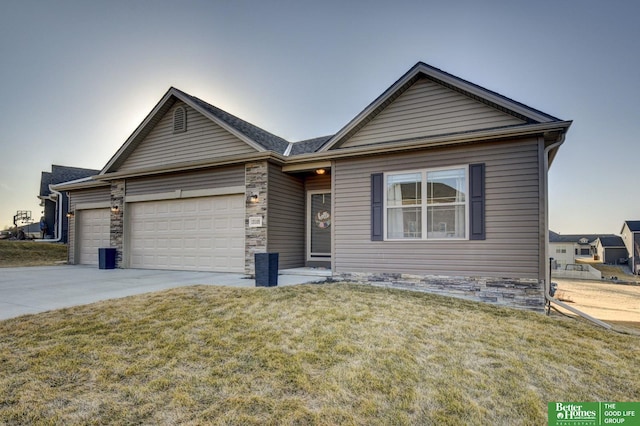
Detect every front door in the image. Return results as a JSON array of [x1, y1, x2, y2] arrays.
[[307, 191, 331, 263]]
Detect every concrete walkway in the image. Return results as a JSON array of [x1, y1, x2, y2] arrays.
[[0, 265, 329, 321]]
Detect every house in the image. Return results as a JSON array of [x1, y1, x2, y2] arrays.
[[17, 222, 40, 239], [621, 221, 640, 274], [592, 236, 628, 265], [53, 62, 572, 310], [38, 165, 100, 242], [548, 231, 605, 267]]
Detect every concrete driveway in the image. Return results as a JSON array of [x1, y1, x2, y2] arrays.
[[0, 265, 327, 321]]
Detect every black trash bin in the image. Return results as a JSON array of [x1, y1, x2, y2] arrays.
[[98, 248, 117, 269], [255, 252, 278, 287]]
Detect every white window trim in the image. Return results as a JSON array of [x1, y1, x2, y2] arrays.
[[383, 165, 469, 241]]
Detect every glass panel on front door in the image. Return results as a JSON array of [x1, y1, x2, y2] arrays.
[[310, 192, 331, 258]]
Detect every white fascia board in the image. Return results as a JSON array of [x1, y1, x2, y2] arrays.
[[97, 151, 285, 181], [300, 121, 572, 163], [50, 176, 106, 191], [283, 142, 294, 156], [282, 160, 332, 173]]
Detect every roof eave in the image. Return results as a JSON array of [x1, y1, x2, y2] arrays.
[[290, 121, 572, 164], [96, 151, 287, 181], [52, 178, 110, 192]]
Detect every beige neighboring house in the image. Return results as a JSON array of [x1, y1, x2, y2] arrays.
[[549, 231, 602, 268], [53, 62, 572, 311], [621, 221, 640, 274], [593, 236, 628, 265]]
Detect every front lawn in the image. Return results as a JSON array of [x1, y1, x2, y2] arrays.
[[0, 241, 67, 267], [1, 284, 638, 424]]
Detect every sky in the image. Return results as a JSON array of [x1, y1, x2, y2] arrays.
[[0, 0, 638, 234]]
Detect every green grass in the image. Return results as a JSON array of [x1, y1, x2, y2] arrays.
[[0, 240, 67, 267], [1, 283, 639, 425]]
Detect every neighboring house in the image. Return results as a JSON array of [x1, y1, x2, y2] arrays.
[[53, 62, 572, 311], [593, 236, 628, 265], [621, 221, 640, 274], [548, 231, 604, 268], [17, 222, 40, 239], [38, 165, 100, 242]]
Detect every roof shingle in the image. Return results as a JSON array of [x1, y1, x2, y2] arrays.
[[40, 165, 99, 196], [624, 221, 640, 232], [175, 89, 290, 154]]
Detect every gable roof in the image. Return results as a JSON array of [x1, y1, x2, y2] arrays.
[[287, 135, 333, 156], [595, 236, 625, 248], [40, 165, 100, 197], [548, 231, 614, 244], [101, 87, 289, 174], [319, 62, 568, 152], [58, 61, 570, 185], [623, 220, 640, 232]]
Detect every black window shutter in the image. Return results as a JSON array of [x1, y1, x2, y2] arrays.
[[371, 173, 383, 241], [469, 163, 485, 240]]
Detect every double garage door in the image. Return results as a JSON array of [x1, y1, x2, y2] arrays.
[[76, 195, 244, 272], [129, 195, 245, 272]]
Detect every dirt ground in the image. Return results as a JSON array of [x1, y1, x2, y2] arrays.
[[552, 278, 640, 332]]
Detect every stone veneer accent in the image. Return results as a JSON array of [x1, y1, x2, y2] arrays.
[[335, 272, 546, 312], [110, 180, 125, 267], [245, 162, 268, 276]]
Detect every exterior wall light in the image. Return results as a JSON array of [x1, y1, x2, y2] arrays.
[[315, 169, 326, 175], [249, 194, 259, 203], [66, 211, 75, 218], [111, 205, 119, 213]]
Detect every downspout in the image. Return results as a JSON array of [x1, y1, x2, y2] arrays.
[[543, 135, 611, 329], [34, 185, 64, 243]]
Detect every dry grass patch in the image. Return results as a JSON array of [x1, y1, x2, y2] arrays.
[[0, 241, 67, 267], [1, 283, 639, 425]]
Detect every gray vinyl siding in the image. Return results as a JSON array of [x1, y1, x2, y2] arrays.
[[333, 138, 542, 279], [341, 78, 525, 148], [67, 187, 111, 264], [126, 166, 245, 196], [304, 174, 331, 191], [266, 164, 305, 269], [118, 101, 257, 171]]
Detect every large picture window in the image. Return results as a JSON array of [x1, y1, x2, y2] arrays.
[[385, 167, 467, 240]]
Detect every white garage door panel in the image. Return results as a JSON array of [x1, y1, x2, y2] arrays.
[[78, 209, 111, 265], [129, 195, 244, 272]]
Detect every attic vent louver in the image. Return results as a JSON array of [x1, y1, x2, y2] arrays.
[[173, 106, 187, 133]]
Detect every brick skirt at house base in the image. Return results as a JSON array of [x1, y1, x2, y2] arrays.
[[335, 272, 545, 312]]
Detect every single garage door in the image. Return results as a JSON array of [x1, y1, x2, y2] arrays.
[[77, 208, 111, 265], [129, 195, 244, 272]]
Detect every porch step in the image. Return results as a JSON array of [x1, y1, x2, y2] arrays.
[[279, 267, 332, 277]]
